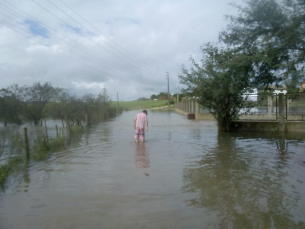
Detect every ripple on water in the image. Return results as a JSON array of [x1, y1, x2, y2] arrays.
[[1, 111, 305, 228]]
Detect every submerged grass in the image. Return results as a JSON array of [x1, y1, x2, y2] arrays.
[[0, 125, 84, 187], [0, 128, 26, 187], [0, 156, 25, 187], [1, 108, 124, 188], [32, 126, 84, 161]]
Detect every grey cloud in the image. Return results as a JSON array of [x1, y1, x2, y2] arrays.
[[0, 0, 243, 100]]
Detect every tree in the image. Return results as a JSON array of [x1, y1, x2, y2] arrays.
[[180, 0, 305, 132], [0, 96, 24, 125], [150, 94, 157, 100], [0, 85, 26, 125], [157, 92, 168, 100], [44, 90, 83, 128], [220, 0, 305, 88], [24, 82, 63, 125], [96, 88, 111, 120], [179, 44, 254, 132]]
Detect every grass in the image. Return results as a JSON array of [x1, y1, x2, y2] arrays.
[[0, 125, 85, 187], [115, 100, 170, 110], [1, 109, 125, 188], [32, 126, 84, 161], [0, 156, 25, 187]]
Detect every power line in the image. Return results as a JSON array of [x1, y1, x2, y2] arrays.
[[0, 1, 175, 89], [1, 19, 141, 87], [59, 0, 164, 75], [0, 2, 116, 69], [0, 1, 144, 77], [0, 11, 118, 72], [31, 0, 161, 78], [0, 20, 99, 72]]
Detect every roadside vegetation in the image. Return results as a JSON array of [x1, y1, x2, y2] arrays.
[[179, 0, 305, 132], [0, 82, 122, 188]]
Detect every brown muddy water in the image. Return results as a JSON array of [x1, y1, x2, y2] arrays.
[[0, 110, 305, 229]]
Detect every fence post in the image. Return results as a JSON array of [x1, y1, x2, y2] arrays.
[[267, 96, 273, 117], [85, 106, 89, 126], [187, 100, 191, 113], [24, 128, 30, 159], [55, 125, 59, 138], [66, 120, 71, 133], [278, 93, 286, 131], [44, 119, 49, 145]]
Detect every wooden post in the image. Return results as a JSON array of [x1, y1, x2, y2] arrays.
[[278, 93, 286, 131], [192, 99, 195, 113], [24, 128, 30, 159], [167, 72, 170, 111], [267, 96, 273, 118], [85, 106, 89, 126], [44, 119, 49, 144], [4, 121, 7, 127], [55, 125, 59, 138], [66, 120, 71, 133]]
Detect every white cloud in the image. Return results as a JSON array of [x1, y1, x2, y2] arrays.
[[72, 81, 105, 89], [0, 0, 243, 100]]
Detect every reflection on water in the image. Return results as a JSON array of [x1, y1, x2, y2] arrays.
[[182, 132, 305, 228], [135, 143, 150, 169], [0, 111, 305, 229]]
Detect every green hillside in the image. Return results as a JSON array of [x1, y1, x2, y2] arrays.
[[114, 100, 170, 110]]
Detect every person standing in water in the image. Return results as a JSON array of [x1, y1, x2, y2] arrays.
[[134, 110, 148, 143]]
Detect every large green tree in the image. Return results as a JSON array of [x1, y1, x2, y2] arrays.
[[0, 85, 26, 125], [24, 82, 63, 125], [179, 44, 254, 132], [220, 0, 305, 87], [180, 0, 305, 132], [44, 90, 84, 127]]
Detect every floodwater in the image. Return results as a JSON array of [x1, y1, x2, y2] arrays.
[[0, 110, 305, 229]]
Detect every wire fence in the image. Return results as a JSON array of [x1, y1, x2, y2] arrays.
[[0, 119, 74, 166], [286, 93, 305, 121], [175, 93, 280, 121], [238, 93, 278, 121]]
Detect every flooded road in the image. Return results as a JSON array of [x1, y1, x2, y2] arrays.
[[0, 110, 305, 229]]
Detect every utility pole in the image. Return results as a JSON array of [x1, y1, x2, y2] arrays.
[[117, 91, 119, 107], [177, 85, 179, 102], [167, 72, 170, 111], [117, 92, 119, 114]]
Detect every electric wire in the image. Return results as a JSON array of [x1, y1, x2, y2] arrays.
[[0, 1, 172, 90], [0, 20, 140, 86], [0, 11, 121, 73], [59, 0, 164, 75], [31, 0, 159, 78], [0, 1, 122, 70], [0, 2, 143, 77], [0, 20, 101, 72]]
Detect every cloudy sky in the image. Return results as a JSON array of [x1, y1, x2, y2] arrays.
[[0, 0, 243, 101]]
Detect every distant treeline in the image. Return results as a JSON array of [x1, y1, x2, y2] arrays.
[[149, 92, 185, 101], [0, 82, 122, 126]]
